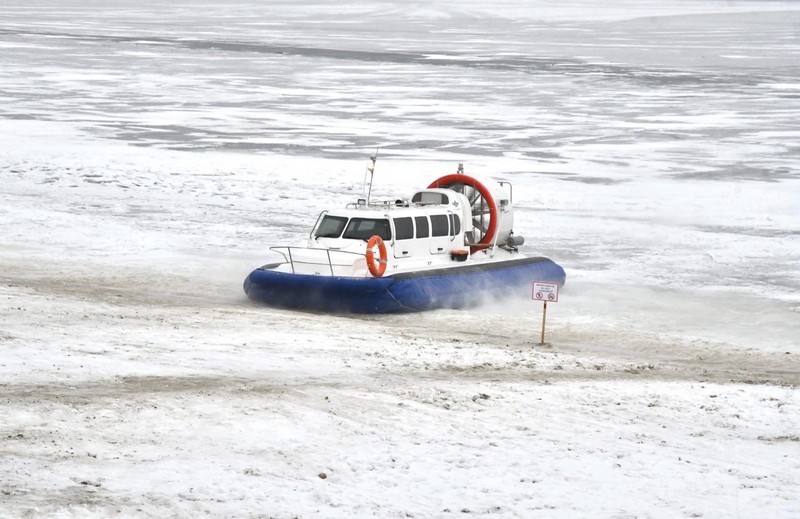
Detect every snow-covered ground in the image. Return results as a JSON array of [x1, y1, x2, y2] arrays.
[[1, 1, 799, 517]]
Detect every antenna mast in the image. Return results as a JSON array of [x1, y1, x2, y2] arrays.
[[364, 148, 379, 205]]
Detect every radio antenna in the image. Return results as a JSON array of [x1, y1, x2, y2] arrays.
[[364, 147, 379, 205]]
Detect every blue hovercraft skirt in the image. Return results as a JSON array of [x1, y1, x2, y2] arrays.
[[243, 256, 566, 313]]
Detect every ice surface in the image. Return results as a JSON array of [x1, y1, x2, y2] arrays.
[[1, 1, 799, 517]]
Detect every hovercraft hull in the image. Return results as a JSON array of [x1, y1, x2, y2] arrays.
[[243, 256, 566, 313]]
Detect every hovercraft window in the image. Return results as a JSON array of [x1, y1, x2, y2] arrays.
[[343, 218, 392, 241], [315, 215, 348, 238], [393, 217, 414, 240], [449, 214, 461, 236], [431, 214, 449, 237], [414, 216, 429, 238], [412, 191, 449, 205]]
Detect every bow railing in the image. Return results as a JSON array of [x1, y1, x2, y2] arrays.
[[270, 246, 366, 276]]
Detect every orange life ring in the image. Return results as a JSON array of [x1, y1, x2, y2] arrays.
[[365, 235, 387, 278]]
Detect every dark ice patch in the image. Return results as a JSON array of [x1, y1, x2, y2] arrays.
[[694, 225, 800, 239], [0, 28, 751, 87], [672, 165, 798, 182], [506, 170, 625, 185], [559, 176, 626, 185]]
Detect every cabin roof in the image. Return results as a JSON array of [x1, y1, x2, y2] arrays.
[[328, 203, 457, 220], [329, 188, 463, 219]]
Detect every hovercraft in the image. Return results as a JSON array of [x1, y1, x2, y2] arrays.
[[244, 163, 565, 313]]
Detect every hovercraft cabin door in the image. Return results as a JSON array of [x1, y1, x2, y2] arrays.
[[428, 214, 450, 255], [391, 216, 415, 258]]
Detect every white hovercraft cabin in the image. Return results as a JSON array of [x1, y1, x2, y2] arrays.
[[269, 174, 522, 278]]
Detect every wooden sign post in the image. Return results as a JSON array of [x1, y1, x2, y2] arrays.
[[532, 281, 559, 345]]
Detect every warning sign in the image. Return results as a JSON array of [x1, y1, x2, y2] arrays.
[[532, 281, 559, 302]]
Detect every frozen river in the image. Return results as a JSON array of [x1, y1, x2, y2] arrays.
[[1, 1, 799, 517]]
